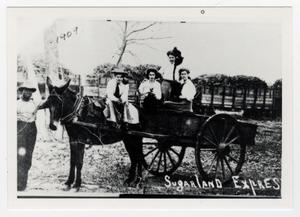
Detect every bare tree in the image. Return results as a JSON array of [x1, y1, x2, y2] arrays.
[[113, 21, 171, 66]]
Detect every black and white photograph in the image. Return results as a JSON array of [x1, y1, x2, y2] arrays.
[[7, 7, 293, 206]]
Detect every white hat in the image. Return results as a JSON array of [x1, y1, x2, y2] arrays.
[[18, 81, 36, 92]]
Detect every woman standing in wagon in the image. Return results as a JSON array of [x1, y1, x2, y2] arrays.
[[17, 81, 41, 191], [159, 47, 184, 101]]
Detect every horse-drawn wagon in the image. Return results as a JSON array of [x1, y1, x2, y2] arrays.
[[41, 78, 257, 188]]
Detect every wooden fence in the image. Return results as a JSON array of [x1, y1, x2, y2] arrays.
[[193, 84, 281, 118]]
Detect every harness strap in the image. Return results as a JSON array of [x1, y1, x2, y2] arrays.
[[60, 95, 83, 124]]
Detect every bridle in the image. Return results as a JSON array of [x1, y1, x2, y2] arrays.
[[48, 90, 83, 124]]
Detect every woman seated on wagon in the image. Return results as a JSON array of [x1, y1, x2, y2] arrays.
[[138, 68, 162, 109], [164, 68, 196, 112], [104, 68, 139, 128], [139, 68, 162, 99]]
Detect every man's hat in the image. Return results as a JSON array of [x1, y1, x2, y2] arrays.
[[112, 67, 128, 76], [18, 81, 36, 92], [146, 68, 161, 78]]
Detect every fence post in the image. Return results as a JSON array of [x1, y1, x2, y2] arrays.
[[271, 88, 275, 118], [221, 86, 226, 107], [198, 85, 203, 107], [231, 86, 236, 110], [262, 87, 267, 113], [97, 75, 100, 98], [252, 88, 258, 110], [242, 87, 247, 110], [78, 74, 83, 97], [210, 84, 214, 107]]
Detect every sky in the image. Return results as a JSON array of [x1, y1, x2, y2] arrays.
[[17, 18, 282, 84]]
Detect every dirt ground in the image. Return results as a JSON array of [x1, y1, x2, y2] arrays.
[[21, 119, 282, 198]]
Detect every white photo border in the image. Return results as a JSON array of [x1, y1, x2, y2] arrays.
[[1, 0, 299, 216]]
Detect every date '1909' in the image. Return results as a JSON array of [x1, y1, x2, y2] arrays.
[[56, 26, 79, 44]]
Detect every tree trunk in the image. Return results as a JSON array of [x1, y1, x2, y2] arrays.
[[116, 43, 127, 66], [116, 21, 128, 66]]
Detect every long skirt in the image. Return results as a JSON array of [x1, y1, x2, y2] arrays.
[[161, 79, 182, 101], [161, 80, 172, 101], [17, 121, 37, 191], [104, 100, 139, 125]]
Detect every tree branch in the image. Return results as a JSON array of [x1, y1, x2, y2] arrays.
[[126, 22, 157, 37]]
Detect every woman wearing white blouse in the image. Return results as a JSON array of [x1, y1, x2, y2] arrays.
[[178, 68, 196, 102], [105, 68, 139, 127], [138, 68, 162, 100], [164, 68, 196, 112]]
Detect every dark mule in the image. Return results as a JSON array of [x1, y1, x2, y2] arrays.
[[40, 77, 143, 189]]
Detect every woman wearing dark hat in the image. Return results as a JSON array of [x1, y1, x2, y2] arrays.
[[105, 67, 139, 128], [17, 81, 41, 191], [164, 68, 196, 112], [138, 68, 162, 100], [159, 47, 184, 101]]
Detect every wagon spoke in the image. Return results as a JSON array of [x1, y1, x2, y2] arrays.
[[201, 152, 216, 165], [203, 136, 217, 147], [208, 125, 219, 144], [226, 154, 239, 163], [166, 150, 176, 167], [226, 136, 240, 146], [156, 152, 163, 172], [207, 155, 217, 174], [170, 147, 180, 157], [221, 158, 226, 180], [222, 119, 228, 142], [224, 156, 234, 174], [144, 146, 158, 157], [224, 125, 236, 144], [163, 152, 167, 172], [215, 157, 220, 178], [148, 150, 160, 170]]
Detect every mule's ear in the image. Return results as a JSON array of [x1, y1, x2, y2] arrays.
[[56, 79, 71, 94], [46, 76, 53, 92]]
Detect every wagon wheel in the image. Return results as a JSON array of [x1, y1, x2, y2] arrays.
[[142, 138, 186, 176], [195, 114, 246, 183]]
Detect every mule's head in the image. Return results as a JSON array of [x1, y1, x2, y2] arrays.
[[40, 77, 71, 131]]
